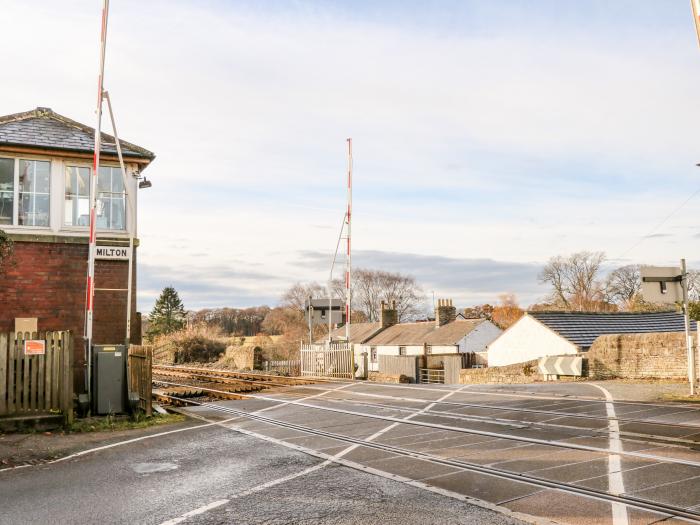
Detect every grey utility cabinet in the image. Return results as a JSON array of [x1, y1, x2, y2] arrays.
[[93, 345, 127, 414]]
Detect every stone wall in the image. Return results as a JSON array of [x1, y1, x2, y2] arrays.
[[223, 345, 255, 370], [587, 332, 698, 380], [459, 360, 541, 384]]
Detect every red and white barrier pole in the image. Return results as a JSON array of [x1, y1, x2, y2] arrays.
[[85, 0, 109, 395], [345, 138, 352, 341]]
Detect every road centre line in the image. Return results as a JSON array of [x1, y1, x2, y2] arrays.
[[588, 383, 629, 525]]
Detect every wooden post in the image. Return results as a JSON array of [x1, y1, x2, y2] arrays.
[[62, 332, 74, 425], [0, 333, 7, 415]]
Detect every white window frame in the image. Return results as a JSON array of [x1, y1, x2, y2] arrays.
[[0, 156, 53, 230], [61, 162, 127, 233]]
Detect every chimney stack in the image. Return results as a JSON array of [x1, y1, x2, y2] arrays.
[[380, 300, 398, 329], [435, 298, 456, 327]]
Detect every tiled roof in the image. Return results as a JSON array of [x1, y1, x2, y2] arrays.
[[365, 322, 438, 346], [528, 311, 696, 350], [322, 322, 383, 344], [0, 107, 154, 160], [424, 319, 488, 345]]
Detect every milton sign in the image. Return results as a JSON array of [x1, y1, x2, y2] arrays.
[[95, 246, 130, 261]]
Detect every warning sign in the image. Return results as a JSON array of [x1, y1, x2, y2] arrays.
[[24, 340, 45, 356]]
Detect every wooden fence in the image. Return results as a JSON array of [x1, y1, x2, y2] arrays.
[[127, 345, 152, 416], [0, 331, 73, 423]]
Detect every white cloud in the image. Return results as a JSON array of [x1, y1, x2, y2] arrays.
[[1, 1, 700, 311]]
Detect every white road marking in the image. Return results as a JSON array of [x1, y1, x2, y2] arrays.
[[159, 499, 229, 525], [0, 417, 242, 473], [179, 410, 545, 525], [588, 383, 629, 525]]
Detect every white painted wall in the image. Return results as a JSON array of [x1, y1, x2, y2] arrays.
[[487, 315, 578, 367], [457, 321, 503, 353]]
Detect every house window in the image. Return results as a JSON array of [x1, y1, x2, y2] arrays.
[[18, 160, 50, 227], [64, 166, 90, 226], [97, 166, 126, 230], [399, 346, 406, 356], [370, 347, 377, 363], [0, 158, 13, 225]]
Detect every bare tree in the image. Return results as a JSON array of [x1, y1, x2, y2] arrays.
[[539, 251, 612, 311], [605, 265, 641, 310], [688, 270, 700, 302], [280, 282, 326, 312], [332, 268, 425, 322]]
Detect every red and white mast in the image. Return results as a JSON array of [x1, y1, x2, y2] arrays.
[[345, 138, 352, 341], [85, 0, 109, 393]]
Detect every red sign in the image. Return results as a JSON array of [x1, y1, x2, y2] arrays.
[[24, 340, 45, 356]]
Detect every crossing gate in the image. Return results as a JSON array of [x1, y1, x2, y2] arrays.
[[300, 342, 354, 379]]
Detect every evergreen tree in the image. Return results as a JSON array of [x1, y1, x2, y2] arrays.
[[147, 286, 186, 340]]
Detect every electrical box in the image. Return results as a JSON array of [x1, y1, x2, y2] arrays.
[[92, 345, 126, 414]]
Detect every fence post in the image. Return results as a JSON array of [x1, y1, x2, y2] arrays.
[[62, 332, 74, 425], [0, 333, 6, 415]]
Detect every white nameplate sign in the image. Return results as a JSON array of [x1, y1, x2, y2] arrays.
[[95, 246, 130, 260]]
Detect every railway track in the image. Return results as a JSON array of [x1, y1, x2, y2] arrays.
[[160, 391, 700, 524], [152, 366, 700, 446], [152, 364, 329, 402], [154, 379, 700, 469]]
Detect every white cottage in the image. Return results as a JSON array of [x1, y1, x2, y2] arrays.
[[487, 311, 694, 367]]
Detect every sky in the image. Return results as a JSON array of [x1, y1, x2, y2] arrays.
[[1, 0, 700, 313]]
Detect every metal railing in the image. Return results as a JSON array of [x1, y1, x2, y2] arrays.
[[300, 342, 354, 379], [419, 368, 445, 384]]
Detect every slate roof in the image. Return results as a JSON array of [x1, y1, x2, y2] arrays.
[[364, 322, 437, 346], [321, 322, 383, 344], [528, 311, 696, 350], [0, 107, 154, 160], [424, 319, 491, 345]]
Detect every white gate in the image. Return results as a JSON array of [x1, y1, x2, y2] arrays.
[[300, 342, 354, 379]]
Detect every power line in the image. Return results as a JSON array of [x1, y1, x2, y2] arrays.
[[614, 186, 700, 261]]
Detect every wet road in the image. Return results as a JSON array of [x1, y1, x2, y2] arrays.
[[3, 380, 700, 524]]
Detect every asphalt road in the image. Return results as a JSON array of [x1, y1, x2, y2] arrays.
[[3, 380, 700, 525]]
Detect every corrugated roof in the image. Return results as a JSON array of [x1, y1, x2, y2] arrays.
[[365, 321, 438, 346], [528, 311, 696, 349], [424, 319, 487, 345], [322, 322, 383, 344], [0, 107, 154, 160]]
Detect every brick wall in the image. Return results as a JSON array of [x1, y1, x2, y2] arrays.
[[587, 332, 698, 380], [0, 238, 138, 392], [459, 360, 541, 384]]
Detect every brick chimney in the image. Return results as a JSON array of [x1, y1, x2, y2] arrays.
[[435, 298, 456, 327], [380, 300, 398, 328]]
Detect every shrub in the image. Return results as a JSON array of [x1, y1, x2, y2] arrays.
[[173, 335, 226, 363]]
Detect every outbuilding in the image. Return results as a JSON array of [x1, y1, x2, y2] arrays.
[[487, 310, 695, 367]]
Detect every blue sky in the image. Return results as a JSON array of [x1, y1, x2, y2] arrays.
[[2, 0, 700, 312]]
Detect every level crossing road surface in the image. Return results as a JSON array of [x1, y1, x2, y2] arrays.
[[4, 381, 700, 525]]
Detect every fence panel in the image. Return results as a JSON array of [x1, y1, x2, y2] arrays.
[[300, 343, 354, 379], [0, 331, 73, 423], [378, 355, 419, 383], [128, 345, 153, 416]]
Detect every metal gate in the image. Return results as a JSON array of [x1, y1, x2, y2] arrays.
[[300, 342, 354, 379]]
